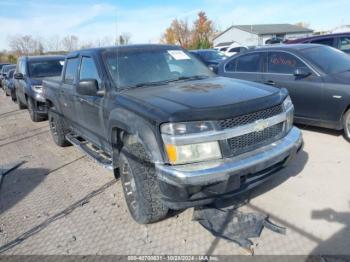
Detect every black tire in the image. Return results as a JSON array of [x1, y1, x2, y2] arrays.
[[119, 142, 168, 224], [10, 90, 16, 102], [48, 108, 70, 147], [28, 98, 45, 122], [343, 109, 350, 142], [16, 91, 27, 109]]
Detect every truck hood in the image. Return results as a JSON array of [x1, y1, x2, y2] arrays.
[[121, 76, 287, 122]]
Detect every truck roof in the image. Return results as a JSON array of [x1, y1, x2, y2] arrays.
[[20, 55, 66, 62], [67, 44, 182, 58]]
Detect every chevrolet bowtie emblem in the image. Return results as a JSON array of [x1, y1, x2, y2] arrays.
[[254, 119, 269, 132]]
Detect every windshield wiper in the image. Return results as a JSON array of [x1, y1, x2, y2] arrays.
[[134, 79, 176, 88], [123, 75, 210, 89]]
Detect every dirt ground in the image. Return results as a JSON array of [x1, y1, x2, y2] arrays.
[[0, 90, 349, 256]]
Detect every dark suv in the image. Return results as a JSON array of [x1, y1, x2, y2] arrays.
[[14, 55, 65, 122], [286, 32, 350, 54]]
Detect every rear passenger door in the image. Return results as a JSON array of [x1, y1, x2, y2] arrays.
[[60, 57, 80, 127], [221, 52, 264, 83], [262, 51, 323, 120]]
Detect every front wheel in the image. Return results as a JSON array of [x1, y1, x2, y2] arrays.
[[10, 90, 16, 102], [119, 142, 168, 224], [28, 98, 45, 122], [344, 109, 350, 142]]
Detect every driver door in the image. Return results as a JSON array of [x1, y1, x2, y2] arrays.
[[75, 56, 107, 148]]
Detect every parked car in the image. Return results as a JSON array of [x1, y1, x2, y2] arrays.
[[189, 49, 227, 70], [0, 63, 9, 70], [286, 32, 350, 54], [43, 44, 302, 224], [14, 55, 65, 122], [225, 46, 248, 57], [265, 37, 284, 45], [3, 69, 16, 101], [214, 43, 248, 57], [0, 63, 9, 88], [217, 44, 350, 141], [1, 64, 16, 88]]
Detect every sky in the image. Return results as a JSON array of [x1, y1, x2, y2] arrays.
[[0, 0, 349, 50]]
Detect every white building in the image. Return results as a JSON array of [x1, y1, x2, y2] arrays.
[[213, 24, 313, 47]]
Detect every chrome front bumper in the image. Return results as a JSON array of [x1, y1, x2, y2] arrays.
[[156, 127, 303, 186]]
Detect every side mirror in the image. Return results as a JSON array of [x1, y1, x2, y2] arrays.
[[294, 67, 311, 77], [14, 73, 24, 80], [76, 79, 99, 96]]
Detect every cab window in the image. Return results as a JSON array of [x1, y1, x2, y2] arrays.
[[64, 57, 80, 84], [79, 57, 100, 84]]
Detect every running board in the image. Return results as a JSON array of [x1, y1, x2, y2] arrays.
[[66, 133, 113, 170]]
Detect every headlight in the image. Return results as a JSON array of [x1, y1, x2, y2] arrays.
[[32, 85, 43, 94], [283, 96, 293, 111], [161, 121, 215, 135], [283, 96, 294, 132], [161, 121, 222, 164], [165, 141, 221, 165]]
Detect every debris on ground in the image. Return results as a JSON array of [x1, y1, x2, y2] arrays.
[[193, 205, 286, 254]]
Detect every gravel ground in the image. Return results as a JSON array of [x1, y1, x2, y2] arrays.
[[0, 90, 349, 256]]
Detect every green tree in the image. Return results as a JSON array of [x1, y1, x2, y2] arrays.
[[191, 11, 215, 49]]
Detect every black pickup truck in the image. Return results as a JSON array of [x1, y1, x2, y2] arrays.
[[43, 44, 303, 224]]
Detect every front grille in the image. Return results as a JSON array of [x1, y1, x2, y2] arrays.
[[226, 122, 284, 157], [219, 104, 283, 130]]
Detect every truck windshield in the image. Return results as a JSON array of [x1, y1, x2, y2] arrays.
[[28, 60, 64, 78], [103, 48, 214, 89]]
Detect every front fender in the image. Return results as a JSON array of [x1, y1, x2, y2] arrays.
[[108, 108, 165, 164]]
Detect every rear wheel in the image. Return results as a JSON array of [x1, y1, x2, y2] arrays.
[[28, 98, 45, 122], [344, 109, 350, 142], [48, 108, 70, 147], [119, 142, 168, 224]]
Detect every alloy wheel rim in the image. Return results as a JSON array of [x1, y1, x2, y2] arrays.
[[121, 161, 138, 212], [49, 117, 58, 137]]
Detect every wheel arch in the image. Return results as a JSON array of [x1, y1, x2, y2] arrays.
[[108, 108, 164, 164]]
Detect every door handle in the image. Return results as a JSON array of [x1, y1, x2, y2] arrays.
[[264, 80, 275, 86]]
